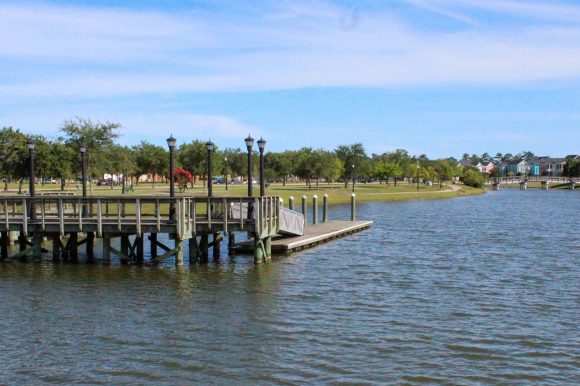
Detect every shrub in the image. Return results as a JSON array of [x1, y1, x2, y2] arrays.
[[461, 168, 485, 188]]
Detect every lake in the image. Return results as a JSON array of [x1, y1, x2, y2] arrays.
[[1, 189, 578, 384]]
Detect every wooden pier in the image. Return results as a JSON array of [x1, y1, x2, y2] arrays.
[[0, 194, 371, 264], [235, 220, 373, 254], [0, 195, 281, 264]]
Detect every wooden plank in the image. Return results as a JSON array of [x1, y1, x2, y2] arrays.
[[277, 221, 373, 251], [235, 220, 372, 255]]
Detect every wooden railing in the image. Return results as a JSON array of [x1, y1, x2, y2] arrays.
[[486, 176, 580, 184], [0, 195, 281, 238]]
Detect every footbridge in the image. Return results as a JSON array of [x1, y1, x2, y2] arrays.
[[486, 176, 579, 190]]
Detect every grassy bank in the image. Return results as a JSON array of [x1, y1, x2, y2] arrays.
[[2, 181, 485, 205]]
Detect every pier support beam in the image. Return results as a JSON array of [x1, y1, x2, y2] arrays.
[[519, 182, 527, 190], [200, 234, 209, 263], [120, 235, 130, 264], [32, 232, 42, 261], [541, 181, 549, 190], [86, 232, 95, 262], [213, 232, 221, 259], [150, 233, 157, 258], [1, 231, 8, 261], [254, 237, 264, 263], [571, 182, 576, 190], [174, 236, 184, 266], [52, 234, 61, 262], [102, 235, 111, 264], [228, 232, 235, 255], [264, 236, 272, 261], [136, 236, 144, 263], [69, 233, 78, 262], [189, 236, 199, 263], [18, 232, 27, 253]]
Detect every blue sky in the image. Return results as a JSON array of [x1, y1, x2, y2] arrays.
[[1, 0, 579, 158]]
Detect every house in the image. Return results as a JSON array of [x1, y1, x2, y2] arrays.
[[481, 160, 495, 174], [502, 160, 528, 176], [527, 159, 540, 176], [538, 157, 566, 176]]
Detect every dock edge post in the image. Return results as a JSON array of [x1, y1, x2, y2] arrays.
[[323, 194, 328, 222], [312, 195, 318, 225], [302, 195, 307, 227]]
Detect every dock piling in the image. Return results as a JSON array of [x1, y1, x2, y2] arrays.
[[1, 231, 8, 260], [150, 233, 158, 258], [312, 195, 318, 225], [86, 232, 95, 262], [102, 235, 111, 264], [175, 236, 184, 266], [51, 234, 61, 262], [302, 195, 307, 226], [289, 196, 294, 210], [323, 194, 328, 222]]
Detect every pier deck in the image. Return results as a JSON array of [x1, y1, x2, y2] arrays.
[[236, 220, 373, 254]]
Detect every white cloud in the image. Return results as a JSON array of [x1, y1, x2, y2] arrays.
[[1, 0, 580, 100]]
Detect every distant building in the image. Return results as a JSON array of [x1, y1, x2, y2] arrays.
[[458, 159, 474, 168], [481, 160, 495, 174], [502, 160, 528, 176], [538, 157, 566, 176]]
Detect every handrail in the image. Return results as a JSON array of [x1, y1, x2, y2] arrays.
[[0, 195, 281, 237]]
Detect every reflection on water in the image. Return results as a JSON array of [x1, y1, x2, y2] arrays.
[[1, 190, 579, 384]]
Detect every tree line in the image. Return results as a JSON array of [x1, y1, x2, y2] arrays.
[[5, 118, 533, 192]]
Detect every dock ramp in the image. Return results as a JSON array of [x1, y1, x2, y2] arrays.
[[278, 207, 304, 236]]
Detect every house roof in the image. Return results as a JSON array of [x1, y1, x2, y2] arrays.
[[540, 157, 566, 164], [458, 159, 473, 167]]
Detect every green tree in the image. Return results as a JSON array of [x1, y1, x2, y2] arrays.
[[45, 142, 76, 191], [60, 118, 121, 180], [433, 159, 458, 188], [335, 143, 368, 188], [133, 141, 168, 187], [0, 127, 29, 192]]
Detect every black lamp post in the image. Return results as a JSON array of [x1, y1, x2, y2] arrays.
[[27, 140, 36, 220], [224, 156, 229, 191], [167, 135, 176, 220], [351, 164, 355, 193], [206, 140, 214, 197], [245, 134, 254, 197], [257, 137, 266, 197], [79, 143, 88, 216]]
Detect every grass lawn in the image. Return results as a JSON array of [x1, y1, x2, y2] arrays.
[[2, 180, 485, 206]]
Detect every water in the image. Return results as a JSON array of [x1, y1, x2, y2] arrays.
[[1, 190, 579, 384]]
